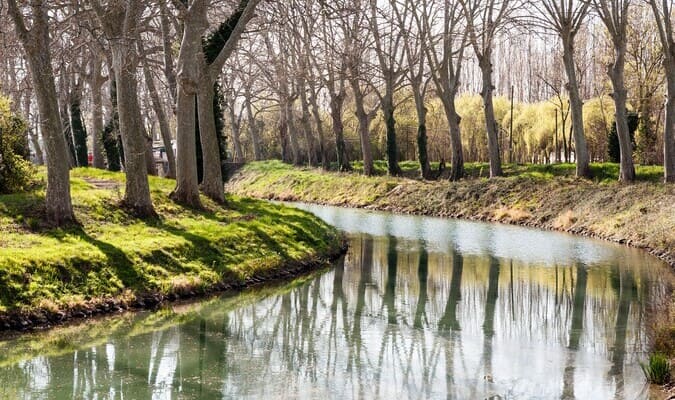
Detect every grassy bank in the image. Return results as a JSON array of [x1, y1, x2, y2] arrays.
[[229, 161, 674, 265], [0, 168, 344, 330]]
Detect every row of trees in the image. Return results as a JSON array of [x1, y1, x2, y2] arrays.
[[2, 0, 675, 226]]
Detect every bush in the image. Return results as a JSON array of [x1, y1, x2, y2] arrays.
[[641, 353, 671, 385], [0, 97, 36, 194]]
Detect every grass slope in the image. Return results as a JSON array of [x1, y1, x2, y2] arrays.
[[0, 168, 342, 318], [228, 160, 675, 266]]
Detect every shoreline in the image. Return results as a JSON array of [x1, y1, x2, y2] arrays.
[[228, 161, 675, 269], [0, 239, 347, 334]]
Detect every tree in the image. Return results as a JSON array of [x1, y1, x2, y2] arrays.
[[415, 0, 468, 180], [7, 0, 75, 225], [392, 0, 433, 179], [647, 0, 675, 182], [368, 0, 406, 176], [530, 0, 592, 178], [460, 0, 523, 177], [91, 1, 155, 217], [591, 0, 636, 182]]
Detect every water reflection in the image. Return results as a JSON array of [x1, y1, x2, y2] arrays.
[[0, 205, 671, 399]]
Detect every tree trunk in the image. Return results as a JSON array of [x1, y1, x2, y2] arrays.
[[442, 94, 464, 181], [299, 87, 317, 167], [22, 89, 44, 165], [562, 38, 591, 178], [245, 94, 263, 161], [160, 1, 178, 104], [197, 78, 225, 203], [412, 87, 432, 180], [349, 78, 374, 176], [330, 93, 350, 172], [383, 93, 401, 176], [609, 44, 635, 182], [308, 87, 329, 170], [141, 51, 176, 178], [479, 56, 503, 177], [284, 100, 301, 165], [8, 0, 74, 225], [90, 57, 106, 169], [665, 75, 675, 183], [111, 40, 155, 217], [229, 105, 244, 163], [171, 2, 206, 208], [145, 133, 157, 176]]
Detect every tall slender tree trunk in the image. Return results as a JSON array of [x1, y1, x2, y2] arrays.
[[330, 93, 350, 171], [228, 105, 244, 163], [383, 91, 401, 176], [111, 40, 155, 216], [349, 78, 374, 176], [308, 88, 328, 170], [171, 1, 207, 208], [197, 77, 225, 203], [284, 99, 301, 165], [479, 56, 503, 177], [245, 93, 263, 161], [141, 56, 176, 178], [442, 94, 464, 181], [8, 0, 74, 225], [299, 87, 317, 167], [90, 57, 106, 169], [665, 75, 675, 183], [562, 38, 591, 178], [415, 97, 431, 180], [22, 89, 44, 165], [609, 43, 635, 182], [160, 1, 178, 104]]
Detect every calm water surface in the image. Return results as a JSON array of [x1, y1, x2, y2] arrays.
[[0, 203, 671, 399]]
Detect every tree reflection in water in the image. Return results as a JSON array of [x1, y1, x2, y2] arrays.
[[0, 209, 670, 400]]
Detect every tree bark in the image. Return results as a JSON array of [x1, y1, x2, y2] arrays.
[[479, 55, 503, 177], [111, 39, 155, 216], [383, 94, 402, 176], [244, 89, 263, 161], [349, 78, 374, 176], [308, 87, 329, 170], [171, 0, 207, 208], [299, 85, 317, 167], [8, 0, 74, 225], [443, 96, 465, 181], [197, 77, 225, 203], [330, 93, 350, 171], [90, 56, 106, 169], [141, 48, 176, 179], [562, 38, 591, 178], [665, 77, 675, 182], [609, 43, 636, 182]]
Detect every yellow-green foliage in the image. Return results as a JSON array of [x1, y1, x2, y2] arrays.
[[0, 96, 35, 194], [0, 168, 341, 313], [583, 96, 615, 160]]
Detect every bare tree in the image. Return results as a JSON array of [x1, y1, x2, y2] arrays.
[[7, 0, 74, 225], [91, 1, 155, 216], [415, 0, 467, 180], [460, 0, 523, 177], [591, 0, 636, 181], [392, 0, 433, 179], [647, 0, 675, 182], [530, 0, 592, 177]]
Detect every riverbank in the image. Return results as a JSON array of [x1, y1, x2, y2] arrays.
[[0, 168, 345, 332], [228, 161, 674, 267]]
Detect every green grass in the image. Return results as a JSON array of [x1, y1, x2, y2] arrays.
[[0, 168, 341, 314], [641, 353, 671, 385], [346, 159, 664, 182]]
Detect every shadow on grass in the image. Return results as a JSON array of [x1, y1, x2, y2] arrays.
[[46, 228, 142, 288]]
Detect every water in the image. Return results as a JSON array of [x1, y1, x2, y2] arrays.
[[0, 204, 671, 399]]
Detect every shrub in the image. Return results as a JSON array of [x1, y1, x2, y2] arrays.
[[641, 353, 671, 385], [0, 97, 36, 194]]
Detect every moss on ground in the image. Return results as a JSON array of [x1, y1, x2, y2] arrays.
[[0, 168, 342, 316]]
